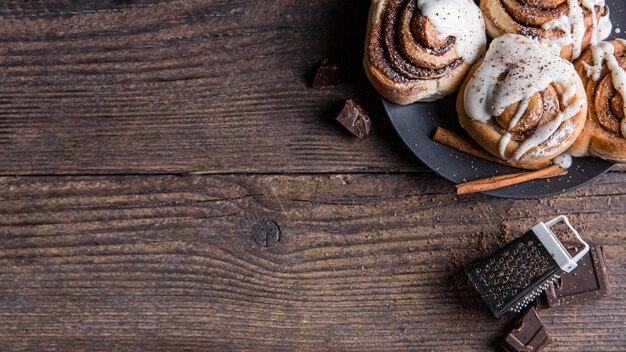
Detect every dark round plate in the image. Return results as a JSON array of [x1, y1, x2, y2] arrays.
[[384, 97, 613, 199], [383, 1, 626, 199]]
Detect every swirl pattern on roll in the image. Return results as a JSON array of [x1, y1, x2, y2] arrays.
[[364, 0, 485, 104], [457, 34, 587, 170], [481, 0, 612, 60], [569, 40, 626, 163]]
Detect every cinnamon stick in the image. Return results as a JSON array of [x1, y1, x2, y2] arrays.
[[433, 127, 510, 166], [456, 165, 568, 195], [432, 127, 551, 169]]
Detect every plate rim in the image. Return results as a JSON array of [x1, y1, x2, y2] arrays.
[[382, 97, 615, 199]]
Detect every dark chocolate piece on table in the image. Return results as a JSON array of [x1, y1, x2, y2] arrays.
[[336, 100, 371, 140], [536, 242, 610, 308], [502, 307, 552, 352], [312, 59, 342, 88]]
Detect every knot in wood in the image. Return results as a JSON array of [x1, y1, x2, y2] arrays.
[[251, 220, 281, 247]]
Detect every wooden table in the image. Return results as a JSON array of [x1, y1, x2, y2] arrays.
[[0, 1, 624, 351]]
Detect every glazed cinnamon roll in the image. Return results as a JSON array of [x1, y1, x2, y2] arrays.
[[364, 0, 486, 104], [457, 34, 588, 170], [481, 0, 612, 61], [569, 40, 626, 163]]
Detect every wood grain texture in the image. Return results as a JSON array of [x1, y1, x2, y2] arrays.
[[1, 174, 624, 351], [0, 0, 422, 175], [1, 1, 625, 351], [0, 0, 623, 175]]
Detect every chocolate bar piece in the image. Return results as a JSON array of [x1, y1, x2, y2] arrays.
[[502, 307, 552, 352], [537, 242, 610, 308], [336, 100, 371, 140], [312, 59, 342, 88]]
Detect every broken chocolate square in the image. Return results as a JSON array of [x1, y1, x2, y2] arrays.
[[312, 59, 342, 88], [502, 307, 552, 352], [336, 100, 371, 140], [536, 242, 610, 308]]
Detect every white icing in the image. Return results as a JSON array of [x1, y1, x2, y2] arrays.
[[512, 99, 585, 160], [508, 97, 531, 131], [528, 123, 576, 158], [584, 0, 613, 47], [541, 0, 612, 59], [583, 41, 614, 80], [499, 133, 512, 159], [464, 34, 586, 161], [583, 39, 626, 138], [553, 154, 573, 169], [417, 0, 486, 63]]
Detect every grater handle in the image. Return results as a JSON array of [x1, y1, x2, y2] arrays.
[[533, 215, 590, 273], [544, 215, 590, 264]]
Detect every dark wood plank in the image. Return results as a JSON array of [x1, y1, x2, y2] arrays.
[[0, 0, 420, 175], [0, 0, 165, 17], [1, 0, 623, 175], [1, 174, 624, 351]]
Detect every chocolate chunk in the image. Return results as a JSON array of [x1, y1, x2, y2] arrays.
[[502, 307, 552, 352], [536, 242, 610, 308], [336, 100, 371, 140], [312, 59, 342, 88]]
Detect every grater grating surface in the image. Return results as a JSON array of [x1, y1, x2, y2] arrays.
[[465, 231, 561, 318]]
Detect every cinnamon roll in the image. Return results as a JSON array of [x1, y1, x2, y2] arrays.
[[364, 0, 486, 104], [457, 34, 588, 170], [480, 0, 612, 61], [569, 40, 626, 163]]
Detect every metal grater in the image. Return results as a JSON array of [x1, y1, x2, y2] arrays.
[[465, 216, 589, 318]]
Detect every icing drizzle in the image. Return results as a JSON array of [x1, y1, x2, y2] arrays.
[[583, 39, 626, 138], [416, 0, 486, 64], [464, 34, 586, 161], [541, 0, 612, 60], [553, 154, 573, 169]]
